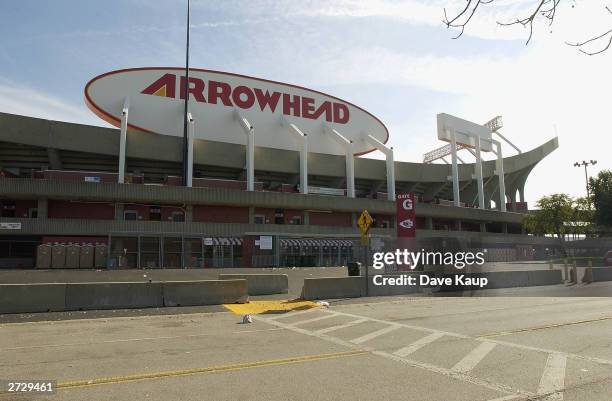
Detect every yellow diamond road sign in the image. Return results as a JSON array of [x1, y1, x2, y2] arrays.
[[358, 210, 373, 235]]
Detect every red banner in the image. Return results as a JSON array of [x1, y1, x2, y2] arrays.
[[396, 193, 416, 238]]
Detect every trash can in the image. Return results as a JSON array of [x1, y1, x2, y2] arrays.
[[347, 261, 361, 276]]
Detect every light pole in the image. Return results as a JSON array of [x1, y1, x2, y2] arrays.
[[573, 160, 597, 206], [182, 0, 191, 186]]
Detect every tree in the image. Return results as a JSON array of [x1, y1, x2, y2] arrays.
[[523, 193, 576, 255], [589, 170, 612, 228], [443, 1, 612, 55]]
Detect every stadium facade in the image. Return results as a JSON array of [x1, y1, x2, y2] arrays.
[[0, 108, 559, 269]]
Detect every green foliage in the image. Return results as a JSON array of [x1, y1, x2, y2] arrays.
[[523, 194, 574, 237], [589, 170, 612, 227], [523, 193, 594, 237]]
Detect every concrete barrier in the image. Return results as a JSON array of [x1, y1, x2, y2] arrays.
[[0, 283, 67, 314], [218, 274, 288, 295], [301, 277, 365, 300], [590, 267, 612, 282], [163, 280, 248, 306], [65, 282, 163, 310]]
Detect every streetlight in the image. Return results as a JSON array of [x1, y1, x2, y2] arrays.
[[573, 160, 597, 205]]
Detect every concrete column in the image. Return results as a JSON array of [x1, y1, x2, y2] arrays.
[[449, 129, 460, 207], [115, 203, 124, 220], [474, 135, 485, 209], [303, 210, 310, 225], [455, 220, 462, 231], [425, 217, 433, 230], [519, 186, 525, 203], [351, 212, 357, 228], [37, 198, 48, 219], [502, 223, 508, 234], [248, 207, 255, 224], [118, 97, 129, 184], [185, 205, 193, 222], [480, 222, 486, 233]]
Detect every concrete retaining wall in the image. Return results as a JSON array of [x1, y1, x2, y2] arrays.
[[218, 274, 288, 295], [65, 282, 164, 310], [163, 280, 248, 306], [0, 283, 67, 314], [590, 267, 612, 282], [301, 277, 365, 300], [1, 279, 249, 314]]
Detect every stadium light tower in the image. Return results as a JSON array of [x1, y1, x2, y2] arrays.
[[573, 160, 597, 206]]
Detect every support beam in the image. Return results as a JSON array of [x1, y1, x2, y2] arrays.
[[449, 129, 460, 207], [236, 111, 254, 191], [326, 127, 355, 198], [364, 134, 395, 201], [118, 97, 129, 184], [285, 121, 308, 194], [494, 139, 506, 212], [474, 135, 485, 209], [186, 112, 194, 187]]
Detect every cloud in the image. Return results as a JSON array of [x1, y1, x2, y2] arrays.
[[0, 78, 107, 126]]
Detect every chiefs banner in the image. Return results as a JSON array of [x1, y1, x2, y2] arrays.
[[396, 193, 416, 238]]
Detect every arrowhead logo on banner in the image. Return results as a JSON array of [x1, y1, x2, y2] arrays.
[[396, 193, 416, 238]]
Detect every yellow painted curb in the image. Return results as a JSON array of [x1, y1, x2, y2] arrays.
[[224, 299, 319, 315]]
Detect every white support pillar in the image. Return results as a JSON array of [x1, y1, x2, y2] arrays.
[[236, 111, 254, 191], [494, 139, 506, 212], [118, 97, 129, 184], [365, 134, 395, 201], [327, 127, 355, 198], [449, 129, 460, 207], [474, 135, 485, 209], [186, 112, 194, 187], [286, 122, 308, 194]]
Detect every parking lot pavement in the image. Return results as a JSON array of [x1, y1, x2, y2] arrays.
[[1, 297, 612, 401]]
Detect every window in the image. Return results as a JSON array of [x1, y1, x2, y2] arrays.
[[290, 216, 302, 225], [149, 207, 161, 221], [28, 208, 38, 218], [171, 211, 185, 222], [254, 215, 265, 224], [1, 202, 16, 218], [124, 210, 138, 221]]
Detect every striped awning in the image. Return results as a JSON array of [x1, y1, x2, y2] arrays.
[[208, 237, 243, 246], [280, 239, 354, 247]]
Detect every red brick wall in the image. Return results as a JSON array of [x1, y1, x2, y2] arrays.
[[309, 211, 352, 227], [193, 206, 249, 223], [48, 201, 115, 219]]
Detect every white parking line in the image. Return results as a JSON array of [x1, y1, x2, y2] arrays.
[[393, 332, 445, 357], [268, 308, 319, 320], [537, 353, 566, 401], [350, 325, 400, 345], [291, 313, 338, 326], [452, 341, 497, 373], [315, 318, 368, 334], [255, 314, 530, 398]]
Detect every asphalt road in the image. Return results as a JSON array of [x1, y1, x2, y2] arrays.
[[1, 295, 612, 401]]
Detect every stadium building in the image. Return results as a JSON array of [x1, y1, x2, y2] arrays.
[[0, 68, 560, 269]]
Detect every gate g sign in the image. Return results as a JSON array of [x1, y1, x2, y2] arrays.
[[396, 193, 416, 238], [85, 67, 389, 156]]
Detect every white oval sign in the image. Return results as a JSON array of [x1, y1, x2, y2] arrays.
[[85, 67, 389, 156]]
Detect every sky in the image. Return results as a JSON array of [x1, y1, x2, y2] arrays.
[[1, 0, 610, 204]]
